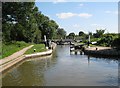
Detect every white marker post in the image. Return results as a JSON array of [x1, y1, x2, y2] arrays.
[[88, 35, 90, 48], [44, 35, 48, 49], [44, 35, 47, 42]]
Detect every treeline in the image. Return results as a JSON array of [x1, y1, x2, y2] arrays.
[[2, 2, 66, 44], [67, 29, 120, 49]]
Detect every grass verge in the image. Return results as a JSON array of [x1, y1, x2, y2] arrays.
[[25, 44, 46, 54], [2, 41, 30, 59]]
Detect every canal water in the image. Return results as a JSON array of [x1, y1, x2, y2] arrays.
[[2, 45, 118, 86]]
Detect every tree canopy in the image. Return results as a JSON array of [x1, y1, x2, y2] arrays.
[[93, 29, 105, 38], [2, 2, 66, 43]]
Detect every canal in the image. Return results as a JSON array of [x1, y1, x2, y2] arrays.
[[2, 45, 118, 86]]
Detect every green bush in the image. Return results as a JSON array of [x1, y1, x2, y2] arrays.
[[97, 35, 114, 47], [112, 37, 120, 49]]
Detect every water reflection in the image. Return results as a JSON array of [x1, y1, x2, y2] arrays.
[[88, 56, 90, 66], [2, 55, 57, 86], [87, 55, 118, 66], [2, 45, 118, 86]]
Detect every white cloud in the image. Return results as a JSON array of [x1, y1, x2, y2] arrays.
[[105, 10, 118, 15], [79, 3, 84, 7], [78, 13, 92, 18], [56, 12, 76, 19], [53, 0, 66, 4], [56, 12, 93, 19], [105, 11, 111, 13]]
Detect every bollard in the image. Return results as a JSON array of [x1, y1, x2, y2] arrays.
[[34, 49, 36, 52], [75, 51, 77, 55], [80, 51, 82, 55], [96, 48, 98, 50]]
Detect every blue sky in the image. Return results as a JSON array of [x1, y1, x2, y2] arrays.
[[35, 2, 118, 35]]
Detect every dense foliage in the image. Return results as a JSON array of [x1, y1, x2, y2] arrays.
[[111, 34, 120, 49], [2, 2, 66, 43]]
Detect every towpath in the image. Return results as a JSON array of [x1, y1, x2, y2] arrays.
[[0, 45, 34, 65]]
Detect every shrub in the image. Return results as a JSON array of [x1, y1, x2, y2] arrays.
[[112, 37, 120, 49]]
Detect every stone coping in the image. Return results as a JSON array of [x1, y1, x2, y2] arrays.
[[84, 46, 120, 57], [25, 49, 52, 58]]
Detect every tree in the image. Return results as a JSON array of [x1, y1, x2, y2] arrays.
[[47, 20, 58, 39], [10, 23, 24, 41], [33, 29, 42, 43], [36, 14, 59, 40], [93, 29, 105, 38], [2, 2, 39, 43], [57, 28, 66, 39], [2, 23, 13, 42], [67, 32, 75, 39], [37, 15, 50, 40], [79, 31, 85, 36], [2, 2, 59, 43], [88, 32, 92, 36]]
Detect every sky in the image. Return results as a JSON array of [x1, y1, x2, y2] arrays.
[[35, 1, 118, 35]]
